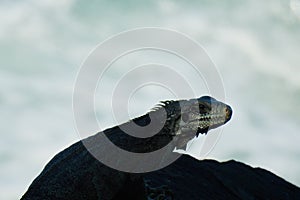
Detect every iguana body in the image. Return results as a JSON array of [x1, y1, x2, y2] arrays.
[[21, 96, 232, 200]]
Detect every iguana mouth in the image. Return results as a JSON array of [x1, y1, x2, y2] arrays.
[[199, 106, 232, 128]]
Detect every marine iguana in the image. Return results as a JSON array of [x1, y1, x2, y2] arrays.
[[21, 96, 232, 200]]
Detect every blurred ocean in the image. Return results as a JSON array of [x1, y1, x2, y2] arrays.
[[1, 0, 300, 199]]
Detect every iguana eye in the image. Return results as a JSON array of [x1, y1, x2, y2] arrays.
[[199, 104, 205, 110], [182, 113, 189, 123]]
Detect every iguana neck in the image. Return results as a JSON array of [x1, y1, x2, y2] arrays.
[[102, 106, 180, 153]]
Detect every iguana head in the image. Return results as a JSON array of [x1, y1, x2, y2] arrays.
[[156, 96, 232, 149], [178, 96, 232, 135]]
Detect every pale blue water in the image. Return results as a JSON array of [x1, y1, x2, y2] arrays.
[[1, 0, 300, 199]]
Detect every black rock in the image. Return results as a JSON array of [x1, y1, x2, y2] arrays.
[[144, 155, 300, 200], [21, 141, 146, 200], [22, 143, 300, 200]]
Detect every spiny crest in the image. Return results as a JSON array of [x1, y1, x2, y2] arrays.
[[150, 100, 175, 112]]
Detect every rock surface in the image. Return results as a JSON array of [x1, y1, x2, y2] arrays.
[[22, 144, 300, 200], [21, 141, 146, 200], [145, 155, 300, 199]]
